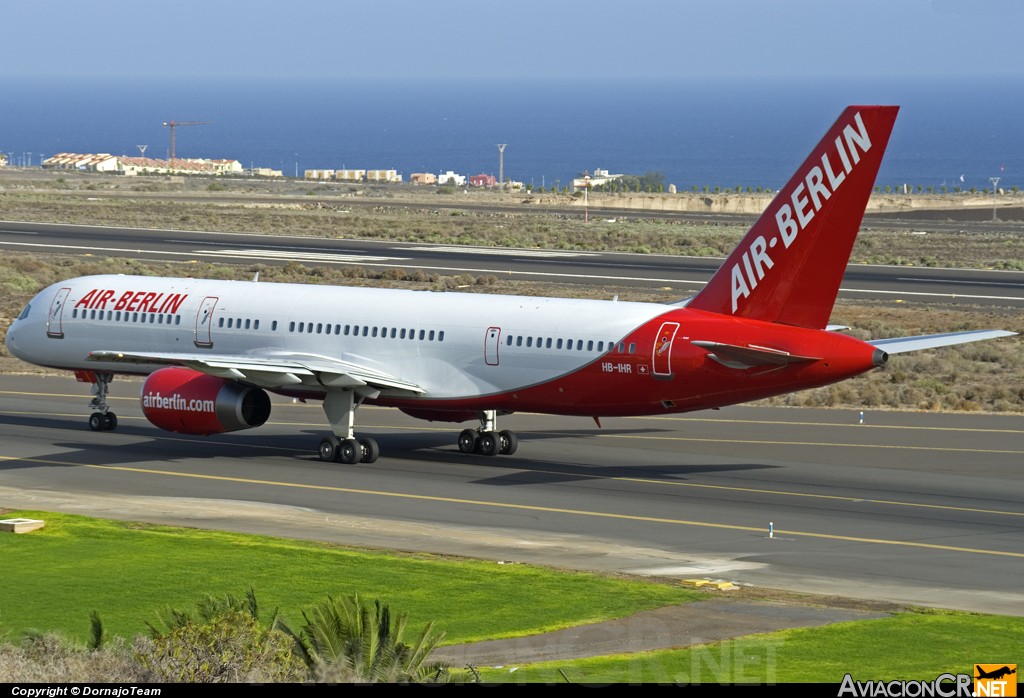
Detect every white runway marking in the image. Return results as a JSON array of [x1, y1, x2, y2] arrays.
[[405, 245, 596, 258]]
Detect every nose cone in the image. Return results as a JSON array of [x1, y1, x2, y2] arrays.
[[5, 315, 27, 360]]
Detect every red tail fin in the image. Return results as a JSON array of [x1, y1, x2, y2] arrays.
[[687, 106, 899, 329]]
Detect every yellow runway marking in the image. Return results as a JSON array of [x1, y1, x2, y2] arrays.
[[1, 455, 1022, 560], [646, 415, 1024, 434], [584, 431, 1024, 456]]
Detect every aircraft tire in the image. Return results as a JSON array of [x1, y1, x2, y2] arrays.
[[479, 431, 500, 456], [103, 412, 118, 431], [359, 437, 380, 464], [338, 439, 360, 465], [498, 430, 518, 455], [319, 435, 340, 462], [458, 429, 478, 454], [88, 413, 104, 431]]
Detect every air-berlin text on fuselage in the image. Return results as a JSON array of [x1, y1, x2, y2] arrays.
[[75, 288, 188, 314], [142, 391, 215, 413], [730, 111, 872, 313]]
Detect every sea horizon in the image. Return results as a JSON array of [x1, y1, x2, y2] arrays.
[[2, 75, 1022, 191]]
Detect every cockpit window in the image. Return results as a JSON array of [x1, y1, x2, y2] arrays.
[[18, 303, 31, 320]]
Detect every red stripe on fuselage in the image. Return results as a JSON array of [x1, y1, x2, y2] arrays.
[[360, 308, 881, 418]]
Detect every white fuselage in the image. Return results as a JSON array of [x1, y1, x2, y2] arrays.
[[7, 274, 671, 401]]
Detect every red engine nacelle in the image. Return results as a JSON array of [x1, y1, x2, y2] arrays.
[[141, 367, 271, 435]]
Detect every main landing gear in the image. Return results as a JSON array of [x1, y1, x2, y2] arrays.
[[82, 371, 118, 431], [318, 390, 379, 464], [316, 398, 517, 464], [457, 410, 518, 456]]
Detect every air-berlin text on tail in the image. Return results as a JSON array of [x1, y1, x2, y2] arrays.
[[75, 288, 189, 314], [730, 111, 872, 313]]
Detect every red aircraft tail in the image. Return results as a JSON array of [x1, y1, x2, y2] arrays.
[[687, 106, 899, 329]]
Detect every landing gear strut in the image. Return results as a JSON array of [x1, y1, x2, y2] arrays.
[[82, 371, 117, 431], [457, 410, 518, 456], [318, 390, 379, 464]]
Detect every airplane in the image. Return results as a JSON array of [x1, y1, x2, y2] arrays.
[[4, 105, 1017, 464], [975, 666, 1016, 681]]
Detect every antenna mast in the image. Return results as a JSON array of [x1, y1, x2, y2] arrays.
[[497, 143, 507, 191]]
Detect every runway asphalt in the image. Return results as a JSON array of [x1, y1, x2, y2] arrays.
[[2, 373, 1022, 617]]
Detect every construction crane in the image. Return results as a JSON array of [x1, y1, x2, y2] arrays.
[[162, 120, 211, 163]]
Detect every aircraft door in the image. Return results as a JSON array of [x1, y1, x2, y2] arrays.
[[194, 296, 218, 348], [47, 287, 71, 339], [652, 321, 679, 378], [484, 326, 501, 366]]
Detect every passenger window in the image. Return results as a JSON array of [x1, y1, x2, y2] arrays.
[[289, 321, 295, 332], [506, 335, 512, 346], [526, 337, 533, 347], [438, 330, 444, 341], [317, 323, 323, 334], [245, 319, 251, 330], [419, 330, 425, 340], [516, 336, 523, 347], [587, 340, 594, 351], [546, 338, 552, 349], [556, 338, 563, 349], [428, 330, 435, 341], [629, 343, 636, 354]]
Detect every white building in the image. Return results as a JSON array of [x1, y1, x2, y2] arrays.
[[437, 170, 465, 186]]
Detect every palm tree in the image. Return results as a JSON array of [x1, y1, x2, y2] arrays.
[[279, 593, 452, 683]]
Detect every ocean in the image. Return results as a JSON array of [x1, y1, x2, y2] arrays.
[[1, 75, 1022, 191]]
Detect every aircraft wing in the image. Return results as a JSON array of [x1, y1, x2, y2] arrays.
[[86, 350, 425, 394], [869, 330, 1017, 355]]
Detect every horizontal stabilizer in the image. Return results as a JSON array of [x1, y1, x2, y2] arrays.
[[691, 340, 820, 369], [869, 330, 1017, 355]]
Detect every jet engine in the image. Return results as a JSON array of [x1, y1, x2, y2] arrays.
[[140, 367, 271, 435]]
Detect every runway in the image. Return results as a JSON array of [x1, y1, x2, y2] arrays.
[[2, 220, 1022, 307], [2, 374, 1022, 616]]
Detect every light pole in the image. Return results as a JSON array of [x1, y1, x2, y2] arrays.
[[989, 177, 1000, 221], [583, 172, 590, 223]]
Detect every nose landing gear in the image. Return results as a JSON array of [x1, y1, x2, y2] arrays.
[[78, 370, 118, 431]]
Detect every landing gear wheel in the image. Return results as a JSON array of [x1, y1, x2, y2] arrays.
[[498, 430, 518, 456], [319, 435, 340, 462], [88, 413, 104, 431], [359, 438, 380, 464], [478, 431, 500, 456], [338, 439, 360, 465], [458, 429, 479, 454], [103, 412, 118, 431]]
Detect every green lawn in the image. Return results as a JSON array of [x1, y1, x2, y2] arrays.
[[0, 510, 695, 644], [477, 611, 1024, 683], [3, 510, 1021, 684]]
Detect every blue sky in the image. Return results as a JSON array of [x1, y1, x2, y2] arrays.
[[2, 0, 1021, 82]]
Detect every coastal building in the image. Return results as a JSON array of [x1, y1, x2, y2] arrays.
[[252, 167, 283, 177], [304, 169, 335, 180], [437, 170, 465, 186], [0, 153, 6, 167], [410, 172, 437, 185], [45, 153, 243, 176], [572, 167, 623, 191], [366, 169, 402, 183], [469, 174, 497, 188], [335, 169, 367, 182], [44, 153, 119, 173]]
